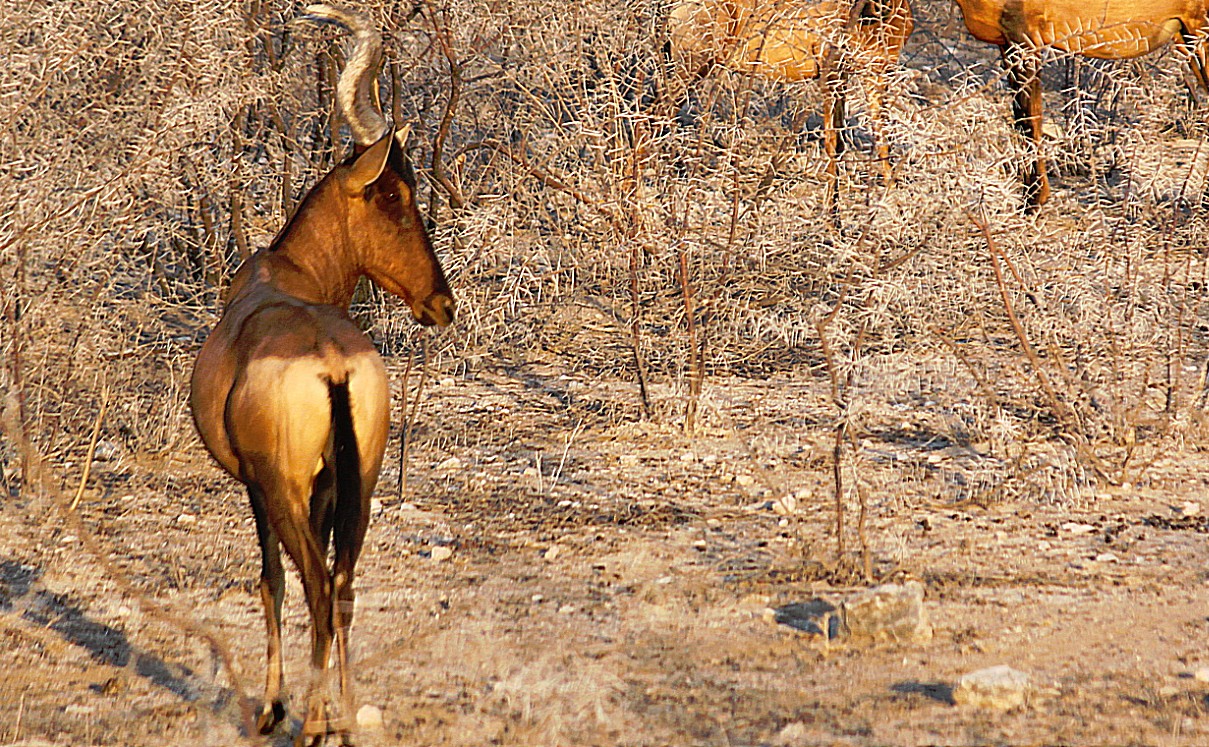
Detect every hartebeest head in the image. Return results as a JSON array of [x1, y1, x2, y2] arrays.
[[297, 3, 455, 327]]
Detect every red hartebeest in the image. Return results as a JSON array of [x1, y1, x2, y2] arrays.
[[953, 0, 1209, 208], [189, 5, 454, 744], [667, 0, 914, 209]]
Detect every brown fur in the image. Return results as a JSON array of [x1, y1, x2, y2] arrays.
[[667, 0, 915, 210], [190, 130, 453, 743], [952, 0, 1209, 207]]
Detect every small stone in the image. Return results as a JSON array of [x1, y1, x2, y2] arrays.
[[429, 546, 453, 562], [176, 513, 197, 525], [773, 494, 797, 515], [356, 704, 384, 731], [522, 467, 539, 478], [557, 604, 576, 614], [735, 474, 756, 488], [1193, 667, 1209, 683], [1062, 522, 1096, 535], [543, 545, 562, 561], [772, 722, 812, 745], [93, 440, 121, 462], [680, 451, 697, 462], [435, 456, 462, 471], [531, 594, 544, 603], [953, 665, 1032, 710], [1094, 552, 1119, 563], [1177, 501, 1201, 517], [840, 581, 932, 644]]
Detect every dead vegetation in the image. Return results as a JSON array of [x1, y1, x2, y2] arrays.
[[2, 0, 1209, 745]]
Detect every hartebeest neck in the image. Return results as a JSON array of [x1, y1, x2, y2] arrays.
[[258, 179, 365, 309]]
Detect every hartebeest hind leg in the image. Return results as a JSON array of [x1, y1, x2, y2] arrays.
[[1003, 45, 1050, 209], [1176, 28, 1209, 94], [249, 486, 288, 734]]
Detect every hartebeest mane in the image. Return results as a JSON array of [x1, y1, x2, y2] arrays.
[[667, 0, 914, 210], [189, 5, 453, 745], [953, 0, 1209, 207]]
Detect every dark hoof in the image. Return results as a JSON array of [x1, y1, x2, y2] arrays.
[[257, 699, 286, 735]]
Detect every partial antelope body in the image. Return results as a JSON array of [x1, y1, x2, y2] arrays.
[[953, 0, 1209, 207], [189, 5, 454, 745], [667, 0, 914, 204]]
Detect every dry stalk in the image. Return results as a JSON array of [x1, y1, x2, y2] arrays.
[[68, 380, 110, 511], [397, 337, 430, 501], [968, 212, 1113, 483], [424, 0, 467, 212]]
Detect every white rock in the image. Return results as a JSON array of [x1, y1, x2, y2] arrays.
[[435, 456, 462, 471], [735, 474, 756, 487], [1094, 552, 1120, 563], [1061, 522, 1097, 535], [176, 513, 197, 525], [543, 545, 562, 561], [953, 665, 1032, 709], [356, 704, 384, 731], [773, 494, 797, 515], [430, 546, 453, 562], [1193, 667, 1209, 683]]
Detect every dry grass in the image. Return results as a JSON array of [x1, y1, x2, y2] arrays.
[[2, 0, 1209, 744]]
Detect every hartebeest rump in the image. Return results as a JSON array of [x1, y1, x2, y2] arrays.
[[189, 5, 453, 744], [667, 0, 914, 203], [953, 0, 1209, 207]]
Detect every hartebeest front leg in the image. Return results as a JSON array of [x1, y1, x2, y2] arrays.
[[248, 487, 287, 734], [821, 48, 847, 224], [1003, 45, 1050, 209]]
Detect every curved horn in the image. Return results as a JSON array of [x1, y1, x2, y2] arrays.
[[301, 4, 389, 146]]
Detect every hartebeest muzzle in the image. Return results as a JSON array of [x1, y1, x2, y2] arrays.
[[415, 292, 456, 327]]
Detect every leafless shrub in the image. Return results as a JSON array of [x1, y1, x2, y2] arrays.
[[1, 0, 1208, 737]]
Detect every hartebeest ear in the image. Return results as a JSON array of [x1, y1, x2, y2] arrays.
[[344, 130, 394, 194]]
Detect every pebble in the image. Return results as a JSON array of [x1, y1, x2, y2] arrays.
[[93, 440, 121, 462], [176, 513, 197, 525], [735, 474, 756, 487], [1061, 522, 1096, 535], [543, 545, 562, 561], [429, 546, 453, 562], [435, 456, 462, 471], [953, 665, 1032, 709], [1193, 667, 1209, 683], [1094, 552, 1120, 563], [356, 704, 384, 731]]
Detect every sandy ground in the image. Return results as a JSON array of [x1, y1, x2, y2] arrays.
[[3, 364, 1209, 747]]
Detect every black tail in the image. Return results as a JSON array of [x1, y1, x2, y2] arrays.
[[327, 381, 364, 559]]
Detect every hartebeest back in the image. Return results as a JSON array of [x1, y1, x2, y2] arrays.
[[667, 0, 914, 207], [953, 0, 1209, 207], [189, 5, 453, 744]]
